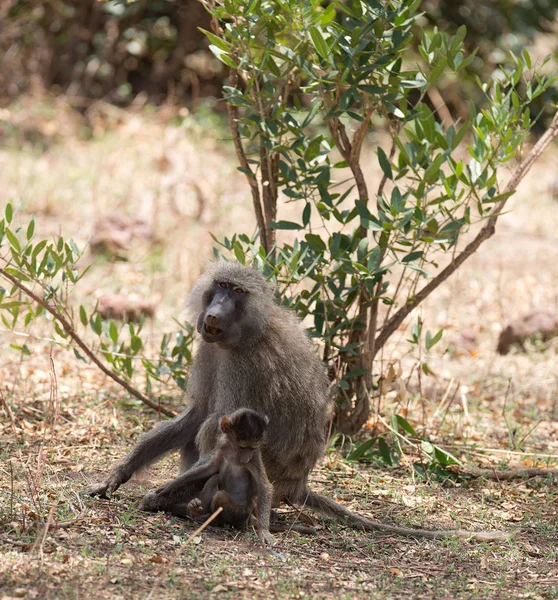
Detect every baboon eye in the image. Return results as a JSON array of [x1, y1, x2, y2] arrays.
[[233, 286, 247, 295], [218, 282, 228, 289]]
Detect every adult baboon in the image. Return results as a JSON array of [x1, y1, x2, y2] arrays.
[[90, 261, 507, 542], [90, 261, 333, 507]]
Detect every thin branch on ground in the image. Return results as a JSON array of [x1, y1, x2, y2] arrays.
[[449, 465, 558, 480], [147, 507, 224, 600]]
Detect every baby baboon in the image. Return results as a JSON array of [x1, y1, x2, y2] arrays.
[[162, 408, 276, 545], [181, 409, 315, 543], [90, 261, 507, 543]]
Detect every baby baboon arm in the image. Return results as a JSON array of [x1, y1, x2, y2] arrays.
[[300, 491, 511, 541], [250, 455, 276, 546], [89, 405, 202, 498]]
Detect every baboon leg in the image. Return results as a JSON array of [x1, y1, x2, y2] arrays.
[[211, 490, 250, 529], [140, 478, 206, 515], [179, 443, 200, 474], [198, 474, 220, 510]]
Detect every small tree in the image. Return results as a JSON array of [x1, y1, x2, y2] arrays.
[[200, 0, 558, 433]]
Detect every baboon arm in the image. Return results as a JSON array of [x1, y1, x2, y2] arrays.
[[89, 404, 203, 498], [153, 455, 222, 497]]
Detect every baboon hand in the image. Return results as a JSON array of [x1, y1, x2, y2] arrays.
[[187, 498, 205, 518], [88, 474, 123, 498]]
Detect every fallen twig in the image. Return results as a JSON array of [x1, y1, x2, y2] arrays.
[[448, 465, 558, 480]]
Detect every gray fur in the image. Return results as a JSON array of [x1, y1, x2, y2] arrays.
[[89, 261, 333, 506]]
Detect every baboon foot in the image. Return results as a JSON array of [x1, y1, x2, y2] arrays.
[[187, 498, 205, 518]]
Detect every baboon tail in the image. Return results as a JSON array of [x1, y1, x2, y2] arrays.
[[299, 490, 510, 542]]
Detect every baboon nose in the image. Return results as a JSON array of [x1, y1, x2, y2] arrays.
[[204, 313, 223, 337], [206, 313, 220, 327]]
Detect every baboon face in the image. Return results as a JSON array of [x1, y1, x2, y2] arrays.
[[220, 409, 268, 464], [197, 279, 250, 345]]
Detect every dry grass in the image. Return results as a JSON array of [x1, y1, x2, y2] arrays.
[[1, 97, 557, 599]]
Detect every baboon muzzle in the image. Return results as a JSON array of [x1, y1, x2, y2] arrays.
[[202, 294, 235, 339]]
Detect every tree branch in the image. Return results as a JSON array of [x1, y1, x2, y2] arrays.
[[0, 268, 176, 418], [373, 110, 558, 357], [227, 98, 269, 253]]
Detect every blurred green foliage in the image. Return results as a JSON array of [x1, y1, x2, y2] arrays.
[[0, 0, 222, 105], [0, 0, 556, 121], [422, 0, 558, 128]]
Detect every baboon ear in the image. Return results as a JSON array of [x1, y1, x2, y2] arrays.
[[220, 416, 231, 433]]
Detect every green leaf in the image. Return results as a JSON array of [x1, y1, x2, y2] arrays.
[[92, 313, 102, 335], [131, 335, 142, 352], [74, 348, 89, 363], [233, 243, 246, 265], [424, 153, 445, 183], [305, 233, 326, 252], [31, 240, 48, 261], [367, 246, 382, 272], [302, 203, 311, 226], [425, 328, 443, 351], [433, 444, 461, 466], [109, 321, 118, 344], [484, 190, 515, 204], [5, 203, 13, 223], [309, 26, 329, 60], [378, 437, 393, 466], [79, 305, 87, 327], [421, 441, 434, 455], [208, 45, 236, 69], [198, 29, 231, 53], [430, 56, 447, 82], [5, 229, 20, 253], [395, 415, 417, 436], [377, 147, 393, 180], [402, 251, 423, 263], [0, 301, 25, 309], [270, 220, 302, 230], [347, 438, 376, 461], [26, 218, 35, 240], [522, 48, 532, 70], [358, 84, 384, 95], [319, 4, 336, 25]]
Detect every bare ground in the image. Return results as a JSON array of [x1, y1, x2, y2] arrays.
[[1, 98, 557, 599]]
